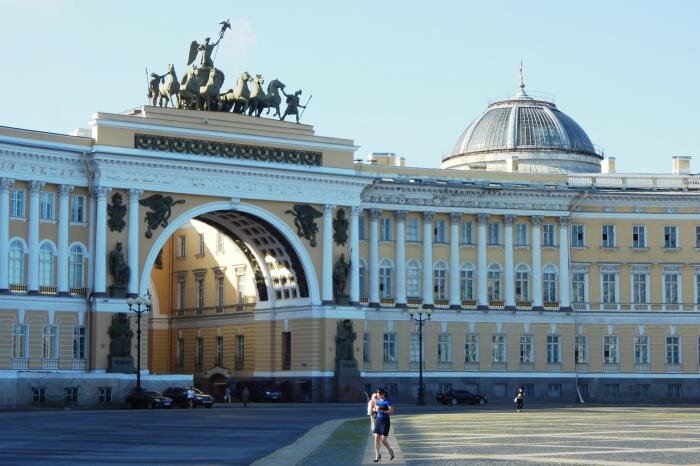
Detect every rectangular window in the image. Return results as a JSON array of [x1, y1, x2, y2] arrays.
[[492, 334, 506, 363], [42, 325, 58, 359], [543, 224, 556, 247], [196, 279, 205, 310], [40, 191, 55, 220], [602, 272, 617, 304], [632, 273, 648, 304], [604, 335, 619, 364], [487, 222, 500, 245], [177, 338, 185, 367], [73, 326, 86, 360], [461, 221, 473, 245], [13, 323, 29, 358], [464, 334, 479, 363], [177, 280, 186, 310], [282, 332, 291, 370], [437, 334, 451, 363], [519, 335, 534, 363], [667, 384, 682, 398], [70, 194, 85, 223], [195, 337, 203, 367], [383, 333, 397, 363], [97, 387, 112, 405], [177, 235, 186, 258], [216, 231, 225, 254], [11, 189, 25, 217], [407, 218, 419, 242], [363, 332, 371, 364], [215, 336, 224, 367], [197, 234, 205, 256], [32, 387, 46, 405], [358, 215, 366, 240], [666, 336, 680, 364], [235, 335, 245, 369], [547, 335, 560, 363], [572, 272, 586, 304], [632, 225, 646, 248], [636, 384, 650, 398], [605, 384, 620, 398], [664, 273, 680, 304], [409, 333, 422, 363], [664, 226, 678, 249], [575, 335, 587, 363], [634, 335, 649, 364], [434, 219, 447, 243], [547, 383, 561, 398], [601, 224, 615, 248], [696, 226, 700, 249], [65, 387, 78, 404], [571, 224, 585, 247], [515, 223, 528, 246], [380, 217, 392, 241], [216, 276, 224, 309]]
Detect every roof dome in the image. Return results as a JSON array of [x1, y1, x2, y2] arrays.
[[442, 78, 602, 173]]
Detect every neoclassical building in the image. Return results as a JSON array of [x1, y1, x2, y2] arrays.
[[1, 81, 700, 406]]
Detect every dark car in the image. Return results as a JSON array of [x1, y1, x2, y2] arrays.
[[437, 390, 488, 406], [163, 387, 214, 408], [125, 390, 172, 409], [234, 381, 283, 402]]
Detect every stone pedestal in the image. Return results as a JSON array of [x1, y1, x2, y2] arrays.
[[108, 356, 134, 373], [335, 294, 350, 306], [335, 359, 363, 402], [109, 285, 126, 298]]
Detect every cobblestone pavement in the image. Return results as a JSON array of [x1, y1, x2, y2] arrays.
[[391, 406, 700, 465]]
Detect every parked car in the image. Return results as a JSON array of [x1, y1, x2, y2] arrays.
[[436, 390, 488, 406], [125, 390, 172, 409], [234, 381, 283, 402], [163, 387, 214, 408]]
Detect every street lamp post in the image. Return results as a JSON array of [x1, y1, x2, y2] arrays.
[[408, 308, 432, 405], [127, 295, 152, 391]]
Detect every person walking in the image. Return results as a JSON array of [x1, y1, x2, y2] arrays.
[[223, 385, 231, 403], [514, 386, 524, 413], [241, 386, 250, 407], [372, 388, 394, 462], [367, 391, 378, 434], [187, 386, 195, 409]]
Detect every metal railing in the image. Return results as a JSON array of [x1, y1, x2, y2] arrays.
[[492, 362, 507, 371], [72, 359, 86, 370], [464, 362, 480, 371], [603, 363, 620, 373], [519, 362, 535, 371], [634, 363, 650, 373], [173, 303, 256, 317]]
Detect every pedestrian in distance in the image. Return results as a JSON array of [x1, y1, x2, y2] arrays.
[[367, 391, 379, 434], [241, 385, 250, 407], [372, 388, 394, 462], [514, 386, 524, 413], [187, 386, 195, 409], [223, 385, 231, 403]]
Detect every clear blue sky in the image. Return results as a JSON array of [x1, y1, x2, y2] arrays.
[[2, 0, 698, 174]]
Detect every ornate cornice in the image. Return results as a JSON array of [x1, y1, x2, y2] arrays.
[[0, 147, 87, 186], [134, 133, 322, 167]]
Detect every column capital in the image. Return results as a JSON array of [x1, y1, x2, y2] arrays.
[[0, 178, 15, 193], [351, 206, 362, 217], [58, 184, 74, 197], [450, 212, 461, 224], [476, 213, 489, 225], [423, 212, 433, 223], [369, 208, 381, 220], [93, 186, 112, 200], [503, 214, 515, 225], [128, 188, 144, 200], [532, 215, 543, 226], [324, 204, 335, 215], [395, 210, 407, 221], [29, 181, 45, 194], [559, 216, 570, 227]]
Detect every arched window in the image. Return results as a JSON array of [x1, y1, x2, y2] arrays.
[[543, 264, 557, 303], [487, 263, 502, 301], [460, 263, 475, 301], [358, 259, 367, 299], [39, 242, 55, 287], [69, 244, 85, 288], [433, 261, 448, 300], [9, 239, 25, 285], [406, 259, 421, 298], [379, 259, 393, 299], [515, 264, 530, 302]]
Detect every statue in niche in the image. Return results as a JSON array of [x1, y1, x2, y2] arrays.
[[138, 194, 186, 239], [109, 242, 130, 287], [108, 313, 133, 358], [333, 253, 350, 301], [107, 193, 126, 232], [335, 319, 356, 362], [285, 204, 322, 247], [333, 208, 348, 246]]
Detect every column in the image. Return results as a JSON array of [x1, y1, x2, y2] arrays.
[[127, 189, 143, 297], [93, 186, 111, 297], [321, 204, 335, 304], [559, 217, 571, 311], [368, 208, 380, 307], [531, 215, 543, 311], [349, 207, 360, 305], [27, 181, 45, 295], [0, 178, 14, 294], [449, 212, 461, 309], [477, 213, 488, 310], [57, 185, 73, 296], [422, 212, 433, 308], [395, 211, 407, 307], [504, 215, 515, 311]]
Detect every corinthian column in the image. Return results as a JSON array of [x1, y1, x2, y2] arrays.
[[0, 178, 15, 294], [349, 207, 361, 305], [368, 208, 380, 307], [93, 186, 111, 297], [477, 213, 488, 310], [449, 212, 461, 309], [58, 185, 74, 296], [504, 215, 515, 311], [127, 189, 143, 297], [27, 181, 45, 295], [322, 204, 335, 304], [559, 217, 571, 311], [395, 211, 407, 307], [422, 212, 433, 308], [532, 216, 543, 311]]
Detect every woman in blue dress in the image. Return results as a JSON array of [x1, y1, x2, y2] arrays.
[[372, 388, 395, 462]]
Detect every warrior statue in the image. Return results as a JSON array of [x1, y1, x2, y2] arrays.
[[281, 89, 307, 123]]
